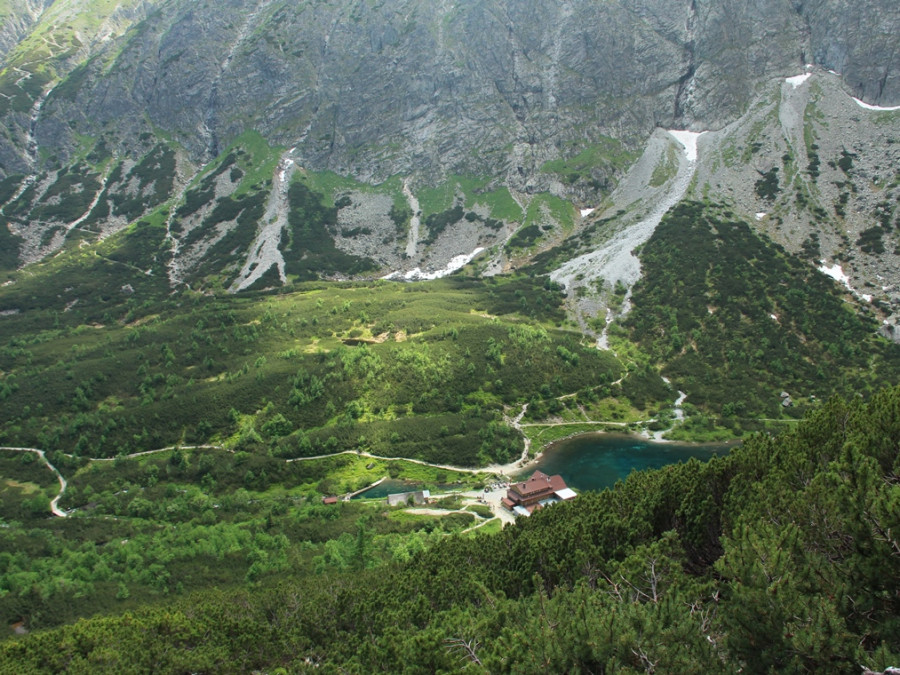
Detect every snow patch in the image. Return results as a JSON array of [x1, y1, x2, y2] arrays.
[[278, 159, 294, 184], [667, 130, 705, 162], [785, 73, 811, 88], [383, 248, 485, 281], [580, 207, 595, 218], [852, 97, 900, 112], [819, 261, 850, 287], [817, 261, 872, 303], [755, 212, 767, 221]]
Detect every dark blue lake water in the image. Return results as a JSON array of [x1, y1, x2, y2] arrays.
[[517, 433, 736, 493]]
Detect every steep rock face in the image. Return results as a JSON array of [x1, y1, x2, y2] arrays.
[[44, 0, 689, 186], [12, 0, 897, 188], [686, 0, 807, 124], [804, 0, 900, 104], [0, 0, 163, 176]]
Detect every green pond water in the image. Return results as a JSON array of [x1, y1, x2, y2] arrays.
[[351, 479, 459, 499], [519, 433, 736, 492]]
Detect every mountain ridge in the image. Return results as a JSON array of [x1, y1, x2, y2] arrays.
[[0, 1, 898, 337]]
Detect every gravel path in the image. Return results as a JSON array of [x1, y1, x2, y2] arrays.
[[0, 447, 69, 517], [779, 73, 811, 172]]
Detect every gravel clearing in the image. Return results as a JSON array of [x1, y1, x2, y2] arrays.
[[229, 152, 292, 291], [549, 128, 704, 342], [550, 129, 703, 292], [403, 178, 420, 258]]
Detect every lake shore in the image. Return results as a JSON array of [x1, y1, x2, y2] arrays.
[[516, 432, 739, 491]]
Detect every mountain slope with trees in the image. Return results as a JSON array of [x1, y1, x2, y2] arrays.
[[2, 386, 897, 673], [623, 201, 899, 422]]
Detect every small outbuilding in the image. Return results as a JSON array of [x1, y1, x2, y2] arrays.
[[322, 496, 339, 505]]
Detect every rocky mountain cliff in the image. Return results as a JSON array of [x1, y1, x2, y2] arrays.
[[0, 0, 898, 331], [4, 0, 899, 180]]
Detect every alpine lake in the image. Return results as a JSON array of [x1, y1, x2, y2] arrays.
[[354, 433, 737, 498], [519, 433, 738, 492]]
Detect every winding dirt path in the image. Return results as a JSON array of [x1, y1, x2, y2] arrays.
[[288, 449, 521, 476], [403, 507, 467, 516], [500, 403, 533, 470], [0, 447, 69, 517], [0, 392, 704, 521], [89, 444, 225, 461], [520, 420, 630, 428], [460, 517, 499, 534], [0, 441, 513, 519]]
